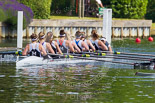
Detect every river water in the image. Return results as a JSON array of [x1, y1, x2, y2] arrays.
[[0, 38, 155, 103]]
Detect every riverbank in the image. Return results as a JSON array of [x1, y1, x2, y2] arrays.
[[0, 16, 153, 38], [151, 23, 155, 36], [50, 16, 155, 36]]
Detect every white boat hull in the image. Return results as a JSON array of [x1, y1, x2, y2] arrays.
[[16, 56, 102, 67]]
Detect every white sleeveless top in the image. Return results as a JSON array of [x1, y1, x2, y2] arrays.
[[84, 39, 88, 46], [41, 42, 48, 53], [29, 43, 41, 57], [57, 40, 67, 48], [29, 43, 40, 52], [51, 41, 56, 48], [90, 39, 100, 48], [57, 40, 68, 53], [74, 39, 83, 50]]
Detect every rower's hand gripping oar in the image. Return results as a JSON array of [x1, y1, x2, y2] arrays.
[[0, 51, 22, 58]]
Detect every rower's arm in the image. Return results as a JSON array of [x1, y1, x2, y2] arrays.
[[55, 42, 63, 54], [47, 43, 55, 54], [67, 40, 74, 52], [82, 41, 89, 51], [72, 42, 81, 53], [22, 44, 29, 56], [87, 40, 96, 51], [39, 44, 47, 56], [108, 46, 112, 52], [98, 40, 108, 51]]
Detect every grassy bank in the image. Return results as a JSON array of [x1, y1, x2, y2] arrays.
[[50, 16, 100, 20], [50, 15, 155, 28], [50, 16, 148, 21], [50, 16, 155, 35], [152, 23, 155, 29]]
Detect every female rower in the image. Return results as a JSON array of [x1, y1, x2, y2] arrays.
[[80, 32, 96, 52], [38, 32, 55, 54], [22, 33, 47, 57], [74, 31, 89, 52], [90, 29, 108, 51], [65, 32, 81, 53], [45, 32, 62, 54], [57, 29, 74, 53], [100, 37, 112, 52]]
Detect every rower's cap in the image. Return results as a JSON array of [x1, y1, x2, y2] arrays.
[[59, 30, 66, 37], [100, 37, 106, 41]]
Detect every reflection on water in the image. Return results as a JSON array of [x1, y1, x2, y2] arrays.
[[14, 64, 110, 102], [1, 62, 155, 102], [0, 38, 30, 48], [1, 39, 155, 102]]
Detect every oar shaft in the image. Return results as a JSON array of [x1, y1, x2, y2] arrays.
[[107, 54, 152, 60], [98, 50, 155, 57], [74, 56, 134, 65], [0, 51, 22, 55], [48, 53, 134, 65], [80, 52, 152, 60]]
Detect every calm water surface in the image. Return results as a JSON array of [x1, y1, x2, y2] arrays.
[[1, 38, 155, 103]]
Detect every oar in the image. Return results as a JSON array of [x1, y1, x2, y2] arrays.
[[97, 50, 155, 57], [48, 53, 134, 65], [80, 52, 152, 61]]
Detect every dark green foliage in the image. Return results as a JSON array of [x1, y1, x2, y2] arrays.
[[0, 9, 6, 21], [4, 16, 17, 30], [106, 0, 148, 19], [19, 0, 52, 19], [0, 0, 33, 30], [145, 0, 155, 22], [102, 0, 111, 7], [51, 0, 74, 15]]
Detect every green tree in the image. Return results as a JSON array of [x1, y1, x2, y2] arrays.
[[110, 0, 148, 19], [145, 0, 155, 22], [0, 0, 33, 30], [19, 0, 52, 19], [51, 0, 73, 15]]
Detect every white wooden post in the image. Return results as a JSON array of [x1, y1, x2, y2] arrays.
[[103, 9, 112, 44], [17, 11, 23, 51]]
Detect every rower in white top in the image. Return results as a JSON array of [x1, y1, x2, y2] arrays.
[[22, 33, 47, 57], [74, 31, 89, 52], [80, 31, 96, 52], [45, 32, 62, 54], [65, 32, 81, 53], [57, 30, 74, 53], [38, 32, 55, 54], [100, 37, 112, 52], [90, 29, 108, 51]]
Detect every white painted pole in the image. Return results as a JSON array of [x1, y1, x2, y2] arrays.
[[103, 9, 112, 44], [17, 11, 23, 51]]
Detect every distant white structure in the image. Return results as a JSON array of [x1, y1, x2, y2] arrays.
[[17, 11, 23, 51], [103, 9, 112, 44]]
